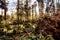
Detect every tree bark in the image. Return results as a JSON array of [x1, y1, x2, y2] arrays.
[[4, 0, 6, 20]]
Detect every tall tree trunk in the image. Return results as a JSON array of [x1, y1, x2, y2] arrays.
[[37, 0, 44, 18], [52, 0, 55, 15], [17, 0, 19, 24], [4, 0, 6, 20], [25, 0, 29, 20]]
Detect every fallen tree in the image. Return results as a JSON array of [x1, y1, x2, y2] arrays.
[[35, 12, 60, 40]]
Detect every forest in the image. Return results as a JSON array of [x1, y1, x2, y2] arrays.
[[0, 0, 60, 40]]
